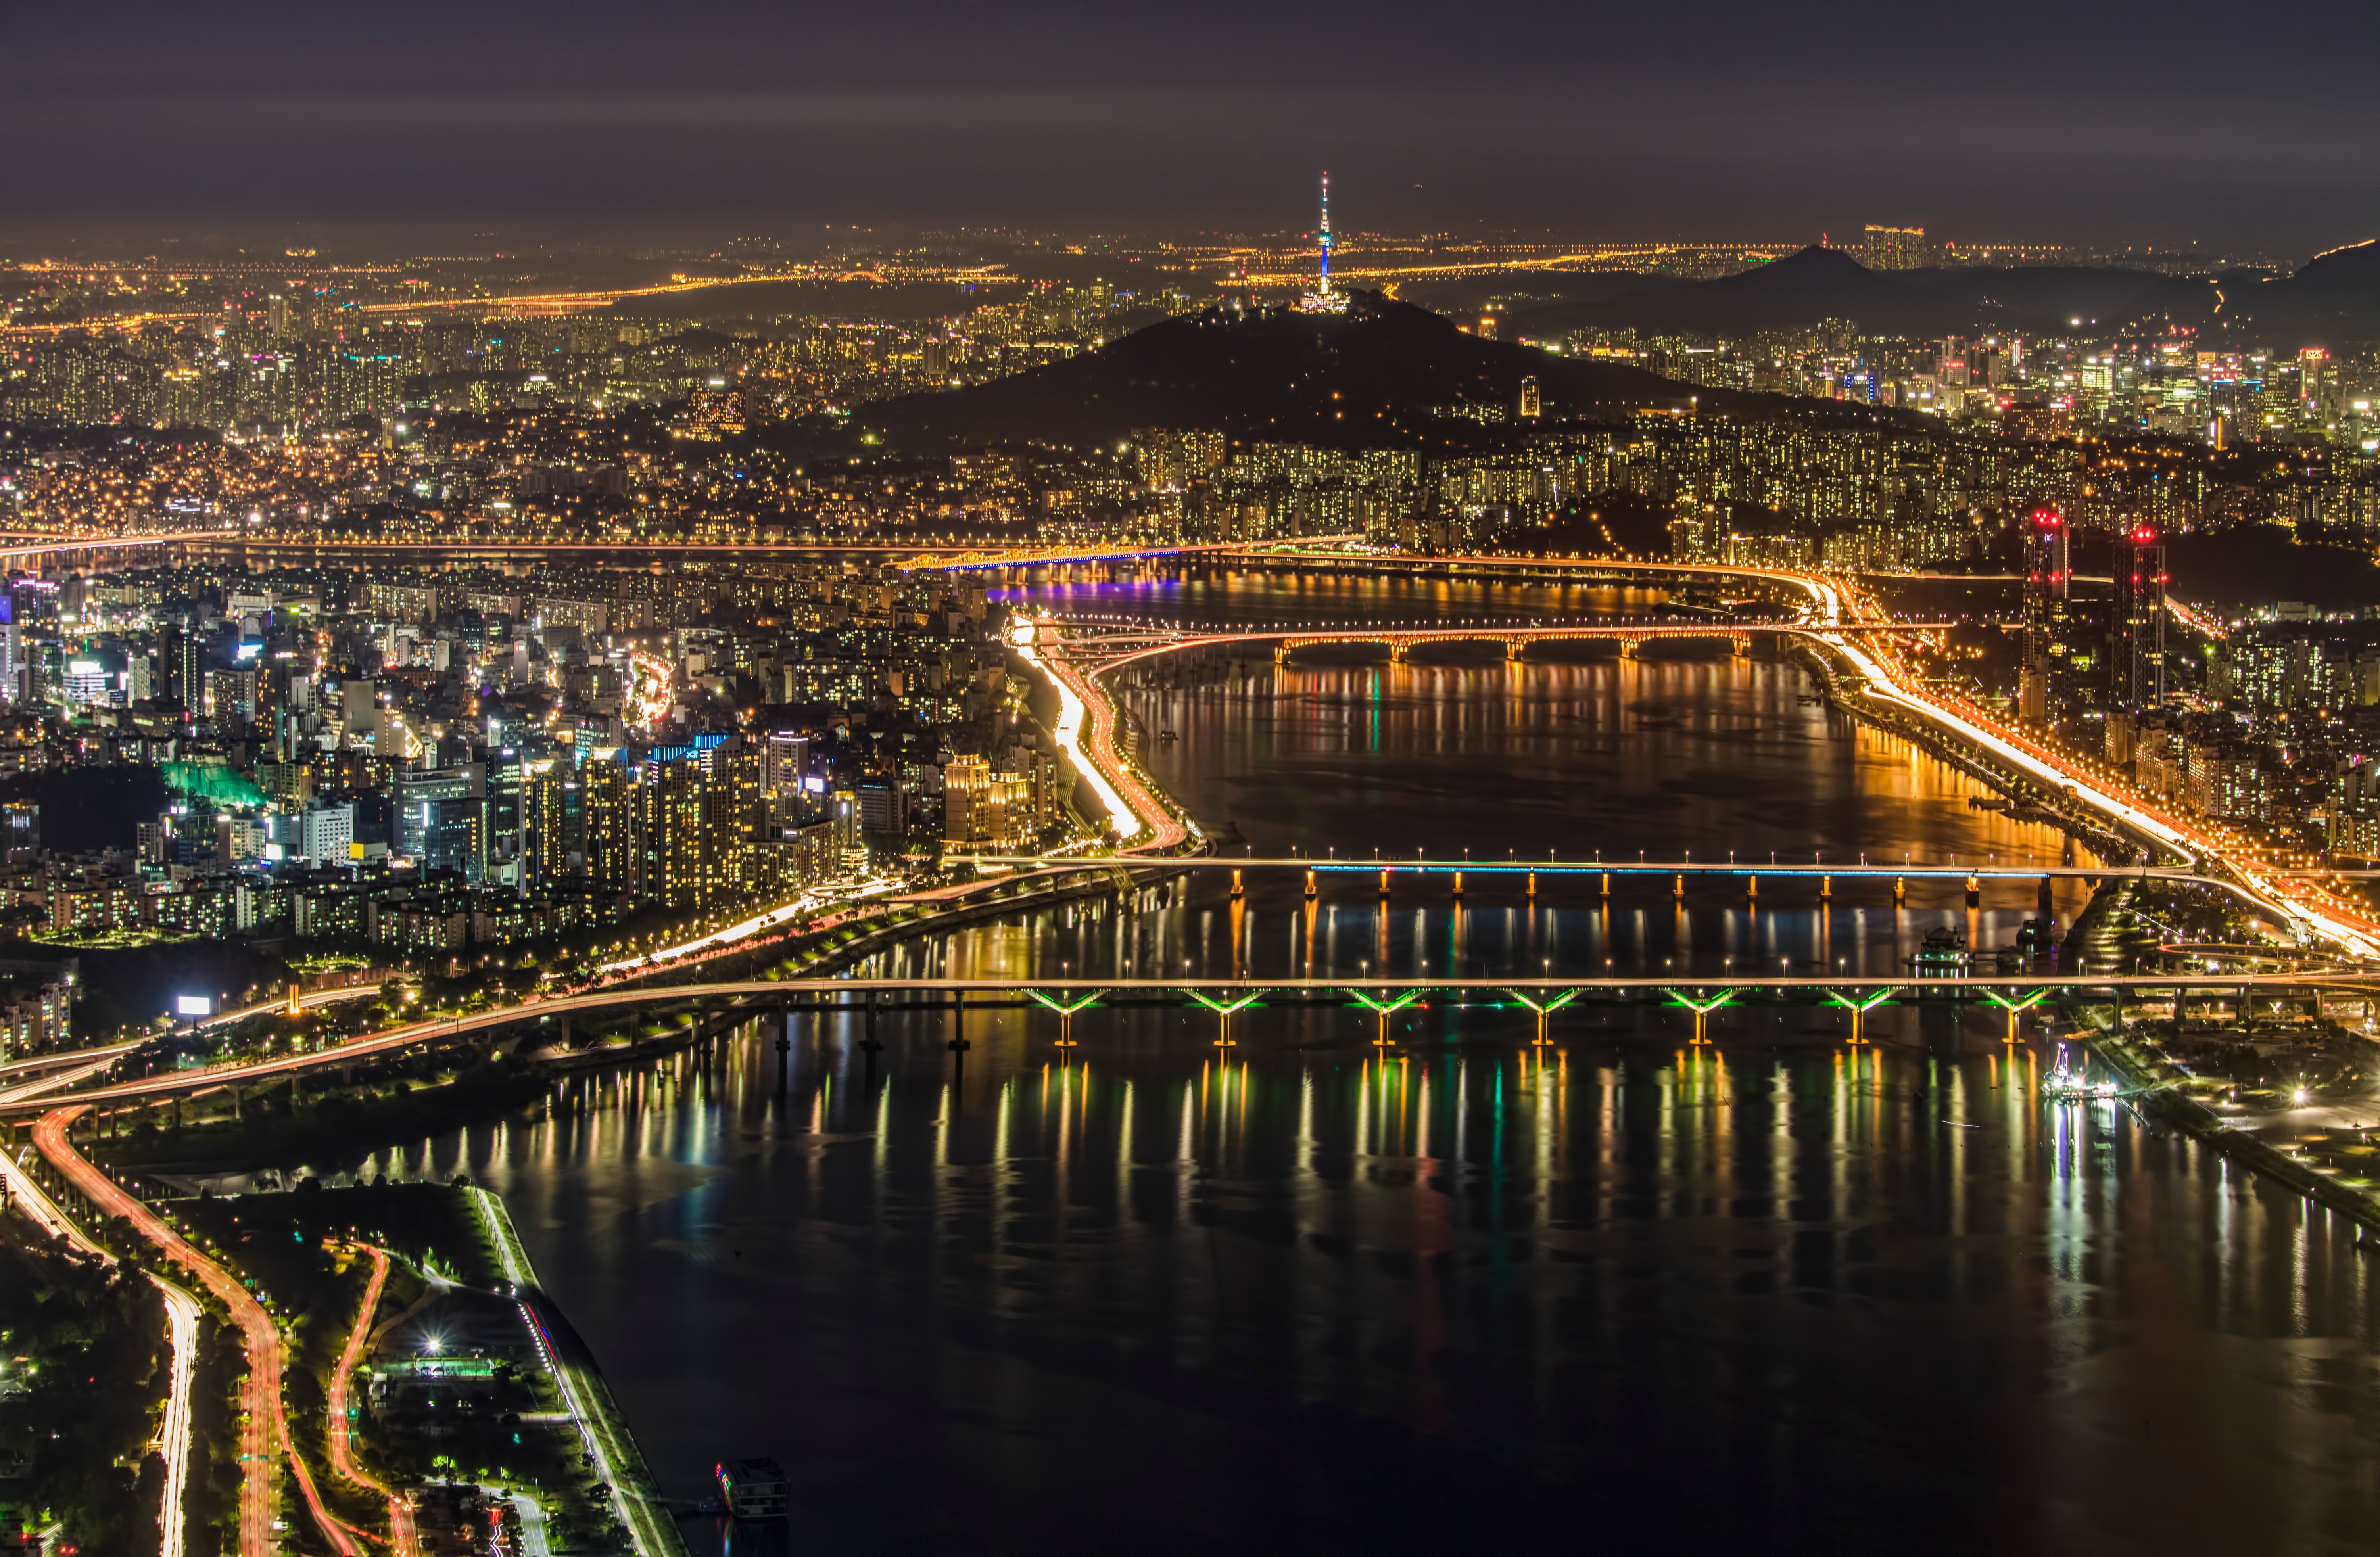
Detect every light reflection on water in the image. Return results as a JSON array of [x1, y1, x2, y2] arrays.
[[354, 570, 2378, 1554], [376, 1026, 2380, 1557]]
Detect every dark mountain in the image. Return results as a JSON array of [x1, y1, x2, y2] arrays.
[[2212, 240, 2380, 345], [852, 292, 1837, 454], [1509, 246, 2216, 338]]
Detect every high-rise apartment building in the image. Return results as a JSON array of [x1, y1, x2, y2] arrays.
[[1862, 225, 1927, 270], [2111, 525, 2168, 711], [2020, 508, 2072, 725]]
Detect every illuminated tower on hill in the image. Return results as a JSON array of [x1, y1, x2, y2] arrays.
[[1301, 171, 1348, 313], [1319, 171, 1333, 293]]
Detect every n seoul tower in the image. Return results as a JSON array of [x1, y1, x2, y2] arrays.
[[1319, 171, 1334, 294], [1302, 171, 1348, 313]]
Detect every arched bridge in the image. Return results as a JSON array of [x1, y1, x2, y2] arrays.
[[1058, 617, 1954, 672]]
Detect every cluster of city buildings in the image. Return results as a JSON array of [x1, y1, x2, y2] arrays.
[[0, 558, 1072, 963], [2008, 511, 2380, 861], [1552, 324, 2380, 448], [0, 271, 1187, 438]]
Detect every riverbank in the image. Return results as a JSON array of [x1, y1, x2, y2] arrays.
[[2092, 1022, 2380, 1233], [472, 1189, 687, 1557], [173, 1181, 661, 1557]]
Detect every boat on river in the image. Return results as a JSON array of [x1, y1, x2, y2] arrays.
[[2044, 1041, 2120, 1102]]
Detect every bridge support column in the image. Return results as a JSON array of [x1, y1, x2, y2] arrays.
[[1731, 636, 1751, 659], [1894, 875, 1906, 906], [775, 1008, 791, 1090], [861, 991, 883, 1062], [1619, 639, 1639, 661], [1600, 872, 1610, 898], [1746, 874, 1758, 904], [949, 991, 973, 1066], [1389, 644, 1409, 665], [1674, 874, 1685, 900], [1820, 874, 1831, 901], [1231, 869, 1245, 900], [1378, 869, 1391, 902], [1505, 639, 1525, 662], [1452, 872, 1464, 901], [1304, 869, 1318, 901], [1966, 874, 1982, 907], [1527, 871, 1537, 901]]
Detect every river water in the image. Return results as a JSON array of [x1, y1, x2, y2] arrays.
[[382, 566, 2380, 1555]]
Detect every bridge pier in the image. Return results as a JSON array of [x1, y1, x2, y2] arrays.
[[948, 991, 973, 1064]]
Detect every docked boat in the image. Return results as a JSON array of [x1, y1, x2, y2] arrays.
[[2043, 1042, 2119, 1102], [716, 1458, 789, 1522]]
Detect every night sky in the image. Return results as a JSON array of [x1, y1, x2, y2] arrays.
[[8, 0, 2375, 251]]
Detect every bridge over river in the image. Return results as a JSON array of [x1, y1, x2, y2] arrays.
[[12, 969, 2376, 1121]]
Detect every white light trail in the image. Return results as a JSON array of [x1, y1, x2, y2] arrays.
[[595, 876, 907, 974], [152, 1279, 200, 1557], [1012, 622, 1143, 840]]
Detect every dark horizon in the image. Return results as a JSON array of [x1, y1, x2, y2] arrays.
[[7, 0, 2378, 257]]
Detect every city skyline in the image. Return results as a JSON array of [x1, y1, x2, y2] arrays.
[[12, 10, 2380, 1555]]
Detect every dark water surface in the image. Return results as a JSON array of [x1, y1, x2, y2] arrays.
[[388, 568, 2380, 1555]]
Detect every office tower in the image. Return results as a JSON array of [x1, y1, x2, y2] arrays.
[[1518, 376, 1541, 418], [395, 765, 487, 881], [1940, 337, 1970, 387], [2111, 525, 2168, 710]]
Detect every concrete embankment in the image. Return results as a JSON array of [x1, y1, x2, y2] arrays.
[[470, 1188, 689, 1557]]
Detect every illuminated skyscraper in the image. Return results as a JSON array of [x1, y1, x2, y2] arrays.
[[1862, 225, 1927, 270], [2111, 524, 2168, 710], [2020, 507, 2071, 725]]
